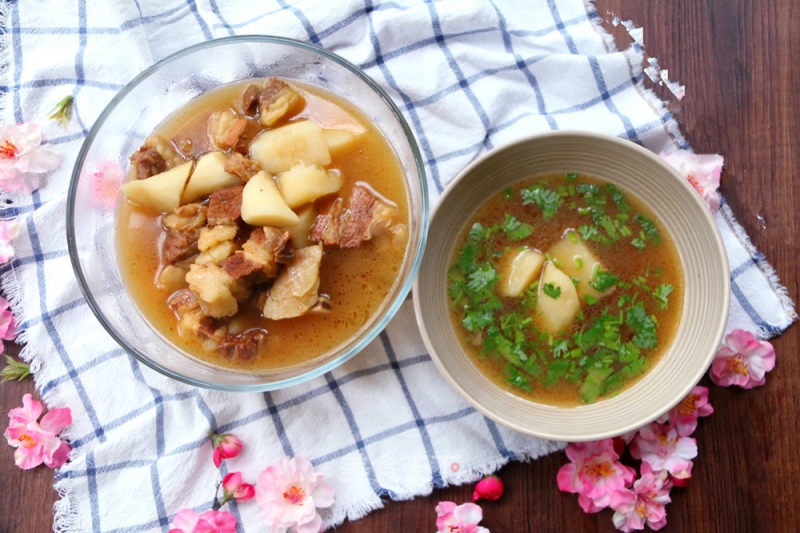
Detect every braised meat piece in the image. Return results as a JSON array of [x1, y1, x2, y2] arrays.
[[208, 110, 249, 150], [241, 84, 260, 116], [161, 204, 207, 264], [196, 223, 238, 265], [207, 185, 244, 225], [224, 152, 261, 181], [259, 78, 304, 127], [185, 262, 245, 318], [241, 227, 293, 279], [167, 288, 219, 341], [129, 145, 166, 180], [310, 184, 400, 248], [219, 329, 267, 360], [262, 244, 323, 320]]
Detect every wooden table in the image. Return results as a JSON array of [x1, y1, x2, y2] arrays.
[[2, 1, 797, 531]]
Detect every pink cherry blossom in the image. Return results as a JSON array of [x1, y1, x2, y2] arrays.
[[0, 219, 20, 264], [472, 475, 503, 502], [557, 439, 636, 513], [0, 123, 62, 193], [710, 329, 776, 389], [209, 432, 242, 468], [85, 160, 123, 208], [222, 471, 255, 502], [435, 501, 489, 533], [611, 469, 672, 532], [4, 393, 71, 469], [660, 149, 723, 212], [256, 456, 334, 533], [168, 508, 236, 533], [668, 386, 714, 437], [0, 295, 17, 341], [629, 423, 696, 478]]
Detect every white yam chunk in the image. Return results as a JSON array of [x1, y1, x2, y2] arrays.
[[322, 129, 363, 156], [276, 164, 343, 209], [288, 205, 316, 248], [182, 151, 241, 203], [496, 247, 545, 298], [533, 261, 580, 335], [548, 231, 610, 299], [248, 120, 331, 175], [121, 161, 193, 213], [241, 171, 300, 228]]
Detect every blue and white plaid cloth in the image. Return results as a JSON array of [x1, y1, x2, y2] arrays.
[[1, 1, 795, 531]]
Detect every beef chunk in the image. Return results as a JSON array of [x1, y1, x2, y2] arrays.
[[241, 227, 292, 279], [310, 184, 400, 248], [130, 146, 166, 180], [259, 78, 304, 127], [220, 329, 266, 360], [209, 110, 248, 151], [241, 84, 260, 116], [207, 185, 244, 225], [224, 152, 261, 181], [161, 204, 207, 264]]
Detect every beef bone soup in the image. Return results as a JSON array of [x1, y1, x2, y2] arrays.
[[117, 78, 409, 370], [447, 173, 684, 406]]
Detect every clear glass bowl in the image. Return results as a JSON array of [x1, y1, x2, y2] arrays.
[[67, 36, 428, 391]]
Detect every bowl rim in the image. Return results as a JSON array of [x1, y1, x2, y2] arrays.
[[413, 130, 730, 441], [66, 35, 429, 392]]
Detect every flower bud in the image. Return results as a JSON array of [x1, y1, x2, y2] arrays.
[[472, 475, 504, 502]]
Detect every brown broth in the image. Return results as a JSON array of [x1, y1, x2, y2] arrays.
[[448, 173, 684, 406], [117, 80, 409, 371]]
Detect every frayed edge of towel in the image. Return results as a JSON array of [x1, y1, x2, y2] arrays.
[[718, 202, 798, 339], [326, 439, 566, 527], [53, 476, 81, 533], [0, 1, 10, 121]]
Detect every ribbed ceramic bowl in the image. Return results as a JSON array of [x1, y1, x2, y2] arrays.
[[413, 131, 729, 441], [67, 36, 428, 391]]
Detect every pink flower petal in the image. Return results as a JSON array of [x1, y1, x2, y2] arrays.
[[39, 407, 72, 434]]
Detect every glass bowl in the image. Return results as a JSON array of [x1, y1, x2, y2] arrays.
[[67, 36, 428, 391]]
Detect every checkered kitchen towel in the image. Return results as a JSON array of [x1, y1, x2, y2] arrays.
[[1, 1, 795, 531]]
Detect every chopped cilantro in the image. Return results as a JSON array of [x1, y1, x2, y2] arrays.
[[501, 213, 534, 240], [631, 237, 647, 250], [521, 185, 563, 219], [578, 224, 600, 242], [567, 231, 578, 244], [570, 276, 580, 287], [503, 188, 513, 200], [589, 269, 619, 292], [545, 359, 571, 386], [575, 256, 584, 269], [466, 264, 497, 294], [625, 302, 658, 349], [604, 183, 632, 213], [507, 365, 533, 391], [542, 282, 562, 299], [583, 294, 599, 305], [653, 283, 673, 310], [565, 172, 578, 181]]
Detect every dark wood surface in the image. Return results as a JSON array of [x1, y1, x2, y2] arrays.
[[2, 1, 798, 531]]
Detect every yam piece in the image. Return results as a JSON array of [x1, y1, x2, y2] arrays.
[[182, 151, 241, 203], [533, 261, 581, 335], [121, 161, 193, 213], [287, 205, 316, 248], [262, 244, 323, 320], [547, 231, 611, 299], [276, 164, 343, 209], [240, 171, 299, 228], [248, 120, 331, 175], [322, 129, 363, 156], [496, 247, 545, 298]]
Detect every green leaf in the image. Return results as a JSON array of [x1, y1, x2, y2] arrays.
[[1, 355, 30, 383], [583, 294, 599, 305], [565, 172, 578, 181], [544, 359, 571, 386], [589, 269, 619, 292], [621, 357, 647, 378], [507, 364, 533, 391], [501, 213, 534, 240], [503, 188, 513, 200], [625, 302, 658, 349], [466, 264, 497, 294], [47, 95, 73, 129], [521, 185, 563, 219], [580, 368, 613, 404], [652, 283, 674, 310], [542, 282, 561, 299], [604, 183, 632, 213]]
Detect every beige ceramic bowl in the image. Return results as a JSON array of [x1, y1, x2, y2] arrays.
[[413, 131, 729, 442]]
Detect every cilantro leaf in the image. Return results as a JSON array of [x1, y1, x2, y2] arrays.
[[631, 237, 647, 250], [521, 185, 563, 219], [604, 183, 632, 213], [625, 302, 658, 349], [653, 283, 673, 310], [466, 264, 497, 294], [542, 282, 562, 299], [589, 269, 619, 292], [633, 214, 661, 244], [544, 358, 570, 386], [507, 365, 533, 391], [501, 213, 534, 240]]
